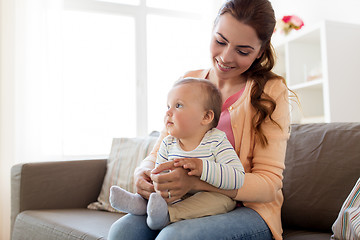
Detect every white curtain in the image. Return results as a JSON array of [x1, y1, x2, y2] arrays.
[[0, 0, 63, 238]]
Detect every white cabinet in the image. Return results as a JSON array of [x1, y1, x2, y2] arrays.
[[272, 21, 360, 123]]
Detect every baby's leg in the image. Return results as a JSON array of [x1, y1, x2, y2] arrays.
[[146, 192, 170, 230], [168, 192, 236, 223], [109, 185, 147, 215]]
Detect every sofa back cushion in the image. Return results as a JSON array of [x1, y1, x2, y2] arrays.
[[282, 122, 360, 232], [88, 135, 158, 212]]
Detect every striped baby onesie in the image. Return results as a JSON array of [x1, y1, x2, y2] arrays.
[[156, 128, 245, 190]]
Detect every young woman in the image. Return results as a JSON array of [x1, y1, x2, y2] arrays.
[[108, 0, 290, 239]]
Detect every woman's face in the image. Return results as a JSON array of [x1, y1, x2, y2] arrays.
[[210, 13, 263, 80]]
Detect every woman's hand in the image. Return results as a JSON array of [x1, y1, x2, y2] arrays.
[[151, 161, 199, 203], [134, 161, 155, 200]]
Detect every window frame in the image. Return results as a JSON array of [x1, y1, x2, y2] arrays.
[[64, 0, 203, 136]]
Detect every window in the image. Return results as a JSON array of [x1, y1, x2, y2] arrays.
[[62, 10, 136, 156], [61, 0, 221, 157], [146, 14, 212, 131]]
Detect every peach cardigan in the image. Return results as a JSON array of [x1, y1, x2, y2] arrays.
[[148, 69, 290, 240]]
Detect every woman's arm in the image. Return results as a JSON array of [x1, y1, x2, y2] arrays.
[[196, 180, 238, 199]]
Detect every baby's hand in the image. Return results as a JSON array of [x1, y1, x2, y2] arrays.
[[174, 158, 202, 177]]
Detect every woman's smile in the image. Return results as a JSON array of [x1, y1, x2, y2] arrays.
[[215, 58, 235, 72]]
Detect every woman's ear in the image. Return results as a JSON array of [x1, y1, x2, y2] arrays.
[[257, 49, 264, 59], [202, 110, 214, 126]]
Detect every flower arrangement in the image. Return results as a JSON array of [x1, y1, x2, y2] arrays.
[[276, 15, 304, 35]]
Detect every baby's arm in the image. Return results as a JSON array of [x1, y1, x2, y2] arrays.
[[201, 136, 245, 190], [174, 136, 244, 190]]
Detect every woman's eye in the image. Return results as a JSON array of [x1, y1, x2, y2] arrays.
[[237, 50, 250, 56], [216, 40, 226, 46], [175, 103, 183, 108]]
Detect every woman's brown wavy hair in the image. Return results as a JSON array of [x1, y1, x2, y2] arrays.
[[214, 0, 288, 147]]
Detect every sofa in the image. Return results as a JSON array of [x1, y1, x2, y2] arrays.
[[11, 122, 360, 240]]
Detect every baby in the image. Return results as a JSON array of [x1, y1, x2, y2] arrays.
[[110, 77, 245, 230]]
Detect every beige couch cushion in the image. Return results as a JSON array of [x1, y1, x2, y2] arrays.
[[88, 136, 157, 212]]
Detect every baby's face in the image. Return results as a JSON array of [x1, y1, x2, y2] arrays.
[[165, 83, 206, 139]]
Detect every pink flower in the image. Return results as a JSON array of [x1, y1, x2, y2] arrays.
[[282, 16, 292, 24], [277, 15, 304, 35], [289, 15, 304, 29]]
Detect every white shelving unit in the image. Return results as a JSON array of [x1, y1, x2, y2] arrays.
[[273, 20, 360, 123]]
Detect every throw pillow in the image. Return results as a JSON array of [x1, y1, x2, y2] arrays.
[[331, 177, 360, 240], [88, 136, 157, 212]]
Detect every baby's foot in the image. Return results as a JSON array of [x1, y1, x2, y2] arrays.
[[146, 192, 170, 230], [109, 186, 147, 215]]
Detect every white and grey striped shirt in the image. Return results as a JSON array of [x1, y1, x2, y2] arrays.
[[156, 128, 245, 190]]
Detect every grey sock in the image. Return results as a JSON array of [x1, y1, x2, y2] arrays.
[[146, 192, 170, 230], [109, 185, 147, 215]]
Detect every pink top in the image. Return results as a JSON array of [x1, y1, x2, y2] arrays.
[[216, 88, 245, 148]]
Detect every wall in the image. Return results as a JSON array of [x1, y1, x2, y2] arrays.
[[271, 0, 360, 26], [0, 0, 15, 239]]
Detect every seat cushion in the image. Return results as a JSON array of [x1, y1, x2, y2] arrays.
[[282, 122, 360, 232], [12, 209, 124, 240], [283, 228, 332, 240]]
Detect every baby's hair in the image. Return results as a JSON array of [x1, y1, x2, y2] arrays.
[[173, 77, 222, 128]]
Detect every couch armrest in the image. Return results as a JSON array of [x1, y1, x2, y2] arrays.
[[11, 159, 107, 230]]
